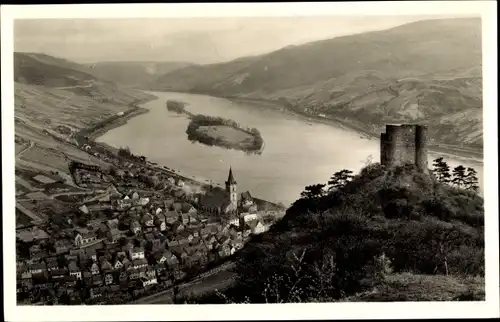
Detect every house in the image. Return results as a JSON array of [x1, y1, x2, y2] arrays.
[[107, 229, 122, 244], [228, 217, 240, 227], [104, 273, 114, 285], [82, 271, 92, 285], [180, 231, 194, 242], [247, 220, 267, 234], [74, 231, 97, 247], [142, 213, 155, 227], [113, 259, 123, 270], [155, 263, 167, 275], [181, 203, 197, 215], [132, 258, 148, 270], [28, 262, 47, 275], [154, 214, 167, 231], [173, 202, 183, 212], [68, 261, 82, 280], [155, 250, 174, 264], [141, 276, 157, 288], [172, 222, 185, 233], [118, 271, 128, 283], [100, 259, 113, 272], [107, 219, 119, 230], [54, 240, 71, 254], [164, 211, 178, 223], [180, 213, 189, 225], [44, 257, 59, 271], [91, 274, 104, 286], [218, 235, 231, 245], [90, 262, 100, 275], [129, 269, 141, 280], [129, 247, 145, 260], [240, 191, 254, 207], [90, 287, 103, 299], [85, 248, 98, 262], [145, 269, 156, 280], [122, 258, 132, 271], [167, 240, 179, 248], [130, 221, 141, 235], [242, 213, 258, 223], [138, 197, 150, 206], [165, 254, 180, 269], [218, 244, 231, 258]]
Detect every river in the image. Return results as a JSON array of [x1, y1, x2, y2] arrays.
[[96, 91, 484, 206]]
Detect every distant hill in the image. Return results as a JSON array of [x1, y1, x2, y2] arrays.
[[14, 52, 155, 177], [149, 18, 483, 150], [83, 61, 193, 87], [14, 52, 153, 105]]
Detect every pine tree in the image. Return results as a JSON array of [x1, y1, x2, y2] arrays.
[[327, 169, 354, 191], [451, 165, 467, 188], [465, 167, 480, 192], [301, 184, 326, 199], [432, 157, 451, 184]]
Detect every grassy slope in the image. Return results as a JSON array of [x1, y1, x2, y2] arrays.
[[209, 163, 484, 303], [14, 53, 155, 177], [149, 18, 483, 149]]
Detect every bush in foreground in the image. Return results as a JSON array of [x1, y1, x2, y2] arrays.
[[200, 163, 484, 303]]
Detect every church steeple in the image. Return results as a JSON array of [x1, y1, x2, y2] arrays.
[[225, 166, 238, 210], [226, 167, 237, 185]]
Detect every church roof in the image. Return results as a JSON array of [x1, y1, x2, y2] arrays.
[[226, 167, 236, 185], [199, 190, 230, 210]]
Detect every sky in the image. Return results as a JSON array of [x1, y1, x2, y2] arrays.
[[14, 15, 462, 64]]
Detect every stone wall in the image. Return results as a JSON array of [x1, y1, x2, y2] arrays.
[[380, 124, 428, 173]]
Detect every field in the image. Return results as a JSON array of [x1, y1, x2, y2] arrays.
[[196, 125, 255, 146]]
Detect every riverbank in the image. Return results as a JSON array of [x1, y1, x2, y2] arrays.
[[223, 95, 484, 162]]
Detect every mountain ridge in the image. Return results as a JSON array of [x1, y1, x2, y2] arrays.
[[147, 18, 483, 150]]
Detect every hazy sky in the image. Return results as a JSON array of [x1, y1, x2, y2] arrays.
[[14, 15, 459, 64]]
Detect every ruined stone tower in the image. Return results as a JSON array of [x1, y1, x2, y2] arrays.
[[225, 167, 238, 209], [380, 124, 428, 173]]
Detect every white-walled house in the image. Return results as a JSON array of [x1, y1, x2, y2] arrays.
[[129, 247, 145, 260]]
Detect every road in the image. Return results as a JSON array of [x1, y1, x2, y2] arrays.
[[54, 83, 94, 90], [134, 262, 237, 304], [16, 202, 44, 222]]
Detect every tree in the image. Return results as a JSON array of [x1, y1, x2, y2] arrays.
[[327, 169, 354, 191], [465, 167, 480, 192], [451, 165, 467, 188], [300, 184, 326, 199], [432, 157, 451, 184]]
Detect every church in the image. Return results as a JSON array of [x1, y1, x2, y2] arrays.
[[197, 167, 255, 215]]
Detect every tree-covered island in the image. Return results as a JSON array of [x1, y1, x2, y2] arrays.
[[166, 100, 187, 114], [186, 114, 264, 154]]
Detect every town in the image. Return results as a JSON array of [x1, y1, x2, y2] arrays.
[[16, 137, 285, 305]]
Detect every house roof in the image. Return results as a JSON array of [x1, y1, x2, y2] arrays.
[[68, 261, 79, 271], [131, 247, 144, 253], [241, 191, 252, 200], [107, 219, 119, 230], [132, 258, 148, 265]]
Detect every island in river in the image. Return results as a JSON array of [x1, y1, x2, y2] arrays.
[[186, 114, 265, 154]]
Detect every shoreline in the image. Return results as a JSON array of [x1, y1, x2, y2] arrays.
[[222, 95, 484, 163]]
